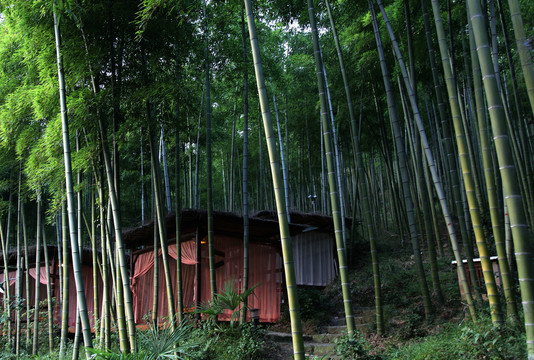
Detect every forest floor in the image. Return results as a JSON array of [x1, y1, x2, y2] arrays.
[[265, 237, 526, 359]]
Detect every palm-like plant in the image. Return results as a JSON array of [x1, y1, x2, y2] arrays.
[[87, 320, 199, 360], [196, 280, 259, 328]]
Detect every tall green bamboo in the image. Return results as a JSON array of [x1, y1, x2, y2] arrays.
[[91, 187, 99, 340], [42, 223, 54, 352], [0, 193, 12, 350], [506, 0, 534, 115], [496, 0, 530, 140], [229, 86, 238, 212], [15, 220, 21, 356], [21, 202, 31, 351], [467, 17, 518, 322], [78, 13, 132, 349], [467, 0, 534, 355], [175, 125, 184, 324], [425, 0, 482, 302], [72, 134, 83, 360], [375, 0, 478, 320], [59, 204, 69, 360], [53, 5, 94, 354], [148, 111, 176, 330], [414, 126, 444, 304], [151, 181, 159, 326], [31, 195, 42, 355], [240, 6, 250, 325], [270, 77, 291, 222], [429, 0, 503, 325], [244, 0, 304, 357], [422, 0, 482, 301], [97, 108, 135, 352], [203, 0, 217, 301], [421, 0, 451, 195], [370, 0, 433, 319], [98, 181, 111, 350], [308, 0, 356, 336]]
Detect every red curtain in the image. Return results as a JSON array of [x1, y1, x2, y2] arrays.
[[28, 266, 53, 285], [0, 270, 17, 287], [64, 265, 103, 328], [199, 238, 281, 322], [168, 241, 198, 265], [131, 241, 197, 323], [131, 236, 282, 324]]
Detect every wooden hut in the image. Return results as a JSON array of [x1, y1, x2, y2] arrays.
[[123, 209, 308, 324], [253, 211, 343, 286], [123, 209, 344, 324], [451, 256, 502, 298]]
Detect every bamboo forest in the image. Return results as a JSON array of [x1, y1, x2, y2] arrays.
[[1, 0, 534, 358]]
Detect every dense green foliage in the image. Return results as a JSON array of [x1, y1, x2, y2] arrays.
[[1, 0, 534, 357], [388, 318, 526, 360]]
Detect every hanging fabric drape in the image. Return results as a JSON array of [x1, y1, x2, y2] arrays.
[[63, 265, 103, 328], [292, 232, 337, 286], [131, 236, 282, 323], [28, 265, 54, 285], [168, 241, 198, 264]]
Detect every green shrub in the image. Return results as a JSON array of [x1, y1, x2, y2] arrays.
[[298, 287, 334, 324], [335, 332, 381, 360], [187, 322, 266, 360], [387, 318, 526, 360]]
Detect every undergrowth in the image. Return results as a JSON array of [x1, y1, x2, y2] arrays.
[[387, 317, 526, 359]]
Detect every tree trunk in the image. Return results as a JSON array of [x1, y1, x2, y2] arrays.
[[0, 193, 12, 350], [506, 0, 534, 115], [370, 0, 433, 320], [468, 0, 534, 353], [42, 223, 54, 352], [467, 15, 518, 322], [244, 0, 305, 356], [32, 195, 42, 355], [53, 6, 94, 354], [240, 7, 250, 325], [308, 0, 356, 336], [59, 204, 69, 359], [429, 0, 503, 325], [375, 0, 478, 320]]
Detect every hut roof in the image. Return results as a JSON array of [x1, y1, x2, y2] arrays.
[[122, 208, 308, 249], [0, 245, 97, 268], [252, 210, 355, 232]]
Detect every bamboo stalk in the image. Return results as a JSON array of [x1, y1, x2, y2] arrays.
[[375, 0, 478, 319], [53, 6, 94, 354], [309, 0, 356, 336], [429, 0, 503, 325], [244, 0, 304, 356], [32, 195, 42, 355], [370, 0, 433, 320], [468, 0, 534, 355]]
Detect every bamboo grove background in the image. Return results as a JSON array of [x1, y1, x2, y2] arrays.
[[0, 0, 534, 358]]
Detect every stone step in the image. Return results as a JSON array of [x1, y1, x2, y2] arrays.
[[325, 325, 347, 335], [305, 342, 337, 356], [330, 317, 346, 326], [333, 309, 375, 324], [325, 323, 371, 335], [312, 333, 339, 343], [266, 331, 313, 343], [357, 306, 375, 312], [305, 356, 342, 360], [355, 323, 372, 335], [356, 315, 373, 324], [281, 344, 340, 360]]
